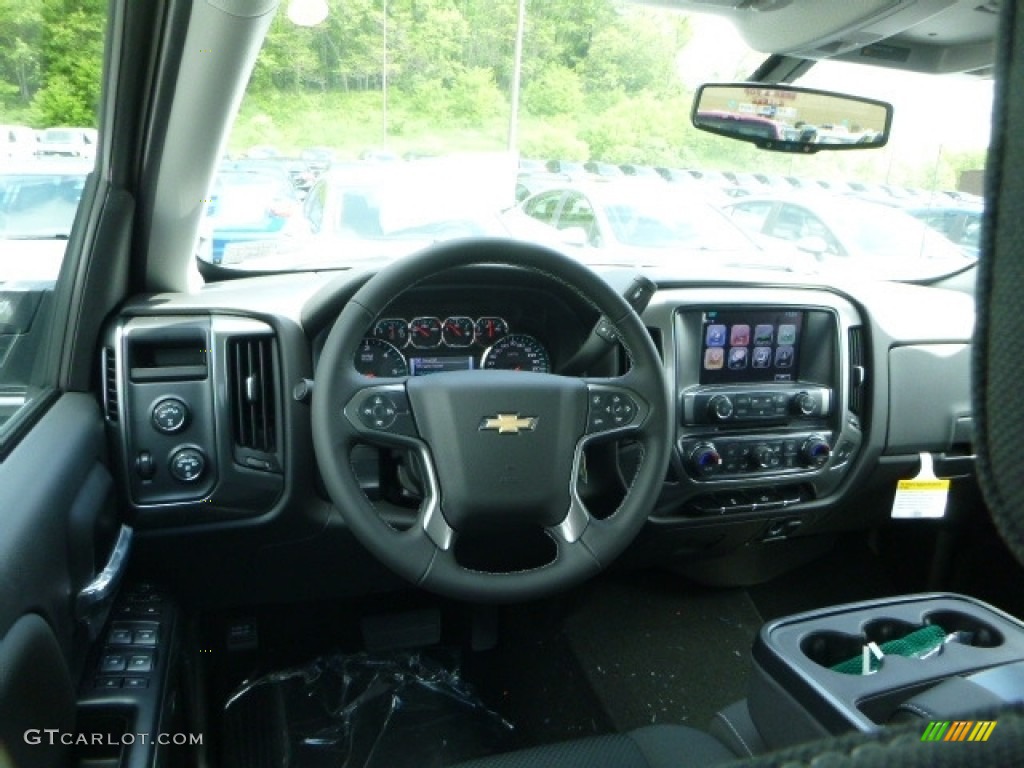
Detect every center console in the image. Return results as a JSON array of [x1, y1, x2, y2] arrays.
[[748, 594, 1024, 750]]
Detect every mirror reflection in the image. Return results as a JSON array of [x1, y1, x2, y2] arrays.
[[692, 84, 893, 153]]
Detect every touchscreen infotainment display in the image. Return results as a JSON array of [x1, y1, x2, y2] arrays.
[[699, 309, 804, 384]]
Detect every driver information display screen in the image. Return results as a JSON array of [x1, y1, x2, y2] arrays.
[[409, 356, 475, 376], [699, 309, 804, 385]]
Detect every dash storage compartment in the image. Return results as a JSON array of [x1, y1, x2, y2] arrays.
[[749, 594, 1024, 750]]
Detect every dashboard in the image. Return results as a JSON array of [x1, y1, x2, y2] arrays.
[[99, 262, 976, 600]]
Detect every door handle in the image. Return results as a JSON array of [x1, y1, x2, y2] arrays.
[[76, 524, 133, 639]]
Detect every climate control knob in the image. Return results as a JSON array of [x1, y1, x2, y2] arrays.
[[800, 437, 832, 468], [707, 395, 734, 421], [689, 443, 722, 476], [792, 391, 816, 416]]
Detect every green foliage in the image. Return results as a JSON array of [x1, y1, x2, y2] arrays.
[[30, 0, 104, 127], [0, 0, 42, 113], [581, 10, 689, 98], [518, 117, 589, 161], [523, 66, 583, 117], [447, 67, 505, 124]]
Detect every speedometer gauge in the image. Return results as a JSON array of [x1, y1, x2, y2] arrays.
[[354, 338, 408, 378], [481, 334, 551, 373]]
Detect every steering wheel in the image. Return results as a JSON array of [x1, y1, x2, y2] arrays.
[[311, 238, 672, 602]]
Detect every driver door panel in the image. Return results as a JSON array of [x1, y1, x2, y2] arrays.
[[0, 393, 112, 767]]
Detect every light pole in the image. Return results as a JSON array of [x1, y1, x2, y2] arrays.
[[507, 0, 526, 153], [382, 0, 389, 143]]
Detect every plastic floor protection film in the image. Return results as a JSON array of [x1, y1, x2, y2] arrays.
[[222, 651, 515, 768]]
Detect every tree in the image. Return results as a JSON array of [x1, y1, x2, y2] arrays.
[[0, 0, 44, 110], [523, 66, 583, 117], [31, 0, 105, 127]]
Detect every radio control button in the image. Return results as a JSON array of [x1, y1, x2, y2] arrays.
[[708, 395, 734, 421], [792, 391, 816, 416]]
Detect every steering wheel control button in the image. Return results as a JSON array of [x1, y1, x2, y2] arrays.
[[351, 389, 415, 436], [168, 448, 205, 483], [595, 317, 618, 342], [151, 397, 189, 434], [588, 390, 639, 433], [359, 394, 399, 429]]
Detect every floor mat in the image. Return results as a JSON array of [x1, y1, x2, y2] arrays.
[[563, 571, 763, 732], [463, 601, 615, 749]]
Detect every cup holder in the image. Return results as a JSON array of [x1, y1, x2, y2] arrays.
[[800, 615, 994, 675], [801, 631, 866, 670], [924, 610, 1003, 648]]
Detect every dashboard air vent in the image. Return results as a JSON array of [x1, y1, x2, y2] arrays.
[[228, 336, 277, 454], [848, 327, 867, 419], [102, 347, 119, 422]]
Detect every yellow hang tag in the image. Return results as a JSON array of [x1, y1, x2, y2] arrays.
[[891, 453, 950, 519]]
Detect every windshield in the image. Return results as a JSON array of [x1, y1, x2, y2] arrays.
[[198, 3, 989, 280], [599, 189, 754, 250], [826, 199, 967, 262]]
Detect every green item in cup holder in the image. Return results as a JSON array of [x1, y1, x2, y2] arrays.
[[831, 624, 948, 675]]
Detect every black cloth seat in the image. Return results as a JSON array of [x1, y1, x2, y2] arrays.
[[447, 724, 737, 768]]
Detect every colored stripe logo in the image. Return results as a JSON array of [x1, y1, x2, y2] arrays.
[[921, 721, 997, 742]]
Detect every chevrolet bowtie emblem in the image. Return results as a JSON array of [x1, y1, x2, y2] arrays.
[[479, 413, 539, 434]]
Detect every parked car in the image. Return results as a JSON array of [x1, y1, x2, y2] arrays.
[[0, 124, 37, 162], [33, 126, 98, 161], [503, 181, 816, 270], [0, 161, 89, 281], [200, 167, 303, 264], [903, 203, 984, 258], [720, 193, 972, 278]]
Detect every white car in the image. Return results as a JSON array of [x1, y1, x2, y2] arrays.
[[504, 181, 819, 271], [0, 125, 37, 162], [34, 127, 98, 161]]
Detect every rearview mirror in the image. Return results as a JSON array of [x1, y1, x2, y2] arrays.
[[692, 83, 892, 153]]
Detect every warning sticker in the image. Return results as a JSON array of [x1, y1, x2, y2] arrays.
[[891, 454, 950, 519]]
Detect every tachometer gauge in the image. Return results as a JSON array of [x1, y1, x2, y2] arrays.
[[373, 318, 409, 346], [409, 317, 443, 349], [481, 334, 551, 373], [354, 338, 408, 378], [442, 316, 475, 347], [474, 316, 509, 344]]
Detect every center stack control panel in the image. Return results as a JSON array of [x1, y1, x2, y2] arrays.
[[672, 303, 863, 500]]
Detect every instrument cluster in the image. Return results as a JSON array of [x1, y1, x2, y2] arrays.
[[355, 315, 551, 377]]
